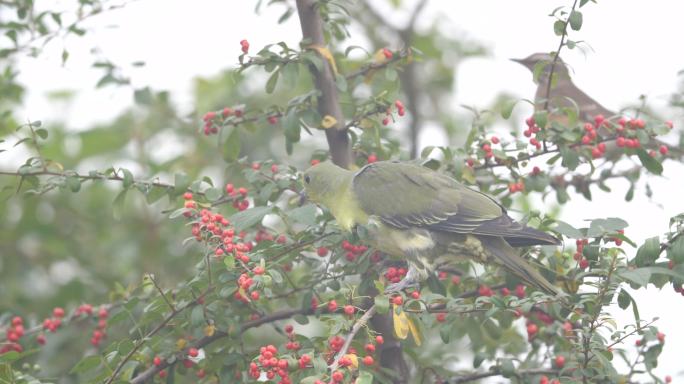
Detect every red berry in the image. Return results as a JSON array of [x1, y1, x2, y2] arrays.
[[636, 339, 643, 346], [188, 347, 199, 357], [382, 48, 393, 60], [37, 333, 46, 345], [250, 291, 260, 300], [435, 313, 446, 322], [270, 164, 278, 173], [392, 296, 403, 306], [581, 135, 591, 145], [153, 356, 162, 366], [344, 305, 355, 315], [410, 291, 420, 299], [362, 356, 374, 366], [491, 136, 499, 144], [591, 147, 602, 159], [554, 355, 566, 368], [665, 375, 672, 383], [382, 117, 390, 125], [225, 183, 234, 194], [183, 192, 193, 200], [579, 258, 589, 269], [616, 136, 626, 147], [240, 39, 249, 54], [183, 359, 194, 368], [594, 115, 605, 126], [98, 307, 108, 319], [267, 115, 278, 125], [317, 247, 328, 257], [500, 287, 510, 296], [365, 343, 376, 353], [657, 332, 665, 343], [482, 143, 491, 152], [539, 375, 549, 384], [251, 162, 260, 170], [375, 335, 384, 344], [451, 275, 461, 285], [367, 154, 377, 163], [660, 145, 669, 155], [597, 142, 606, 153], [327, 300, 338, 312], [197, 369, 206, 378], [222, 107, 233, 117], [159, 370, 167, 378], [238, 187, 248, 196], [527, 323, 538, 335], [203, 111, 216, 121], [285, 325, 294, 334], [332, 371, 344, 382], [11, 317, 23, 327], [635, 118, 645, 129]]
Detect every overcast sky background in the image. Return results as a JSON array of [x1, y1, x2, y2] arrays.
[[11, 0, 684, 380]]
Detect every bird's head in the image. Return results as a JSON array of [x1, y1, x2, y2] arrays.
[[301, 161, 350, 207], [511, 52, 569, 79]]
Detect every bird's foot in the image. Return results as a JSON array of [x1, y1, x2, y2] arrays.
[[384, 276, 418, 294]]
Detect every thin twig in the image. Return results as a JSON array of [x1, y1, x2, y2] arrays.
[[542, 0, 580, 112], [104, 289, 212, 384], [147, 273, 175, 312], [328, 304, 377, 376], [129, 306, 314, 383], [450, 367, 558, 383]]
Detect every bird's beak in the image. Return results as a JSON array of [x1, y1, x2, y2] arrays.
[[510, 58, 525, 64], [298, 190, 308, 206]]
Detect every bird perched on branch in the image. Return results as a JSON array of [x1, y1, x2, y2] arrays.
[[302, 161, 561, 295], [512, 52, 678, 159]]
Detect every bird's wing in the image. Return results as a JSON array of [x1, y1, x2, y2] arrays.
[[352, 162, 558, 245]]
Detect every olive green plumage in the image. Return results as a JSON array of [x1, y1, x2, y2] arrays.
[[302, 161, 560, 295]]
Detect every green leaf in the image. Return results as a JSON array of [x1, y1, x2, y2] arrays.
[[357, 371, 373, 384], [134, 87, 153, 105], [618, 268, 652, 287], [569, 10, 583, 31], [70, 355, 102, 374], [617, 288, 630, 310], [560, 146, 579, 170], [190, 305, 204, 326], [229, 206, 273, 232], [482, 318, 501, 340], [283, 109, 301, 142], [66, 175, 82, 192], [35, 128, 48, 139], [121, 168, 134, 188], [553, 20, 565, 36], [500, 358, 515, 378], [0, 363, 13, 382], [222, 127, 241, 163], [204, 187, 221, 201], [552, 220, 582, 238], [636, 149, 663, 175], [112, 189, 128, 220], [500, 99, 518, 119], [223, 254, 235, 269], [374, 296, 389, 315], [174, 173, 190, 195], [286, 204, 317, 227], [426, 274, 446, 296], [586, 218, 628, 238], [667, 236, 684, 264], [634, 236, 660, 266], [534, 110, 547, 128], [265, 69, 280, 94]]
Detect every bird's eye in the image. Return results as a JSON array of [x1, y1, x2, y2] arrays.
[[304, 175, 311, 184]]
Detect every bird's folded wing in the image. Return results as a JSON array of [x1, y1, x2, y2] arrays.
[[352, 162, 557, 245]]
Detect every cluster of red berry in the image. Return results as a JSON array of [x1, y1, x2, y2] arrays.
[[381, 100, 406, 126], [1, 304, 108, 355], [201, 106, 245, 136], [573, 238, 590, 269], [523, 116, 544, 150], [240, 39, 250, 54], [248, 340, 311, 384]]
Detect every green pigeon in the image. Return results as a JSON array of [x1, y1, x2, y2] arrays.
[[302, 160, 561, 295]]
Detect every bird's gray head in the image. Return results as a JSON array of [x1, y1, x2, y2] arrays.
[[511, 52, 569, 79]]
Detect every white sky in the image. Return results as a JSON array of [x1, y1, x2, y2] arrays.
[[11, 0, 684, 380]]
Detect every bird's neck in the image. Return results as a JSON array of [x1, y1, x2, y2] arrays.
[[321, 173, 368, 231]]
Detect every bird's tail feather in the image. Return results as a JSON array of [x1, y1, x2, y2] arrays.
[[482, 236, 559, 296], [504, 226, 560, 247]]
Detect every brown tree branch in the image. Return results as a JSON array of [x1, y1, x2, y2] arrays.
[[295, 0, 352, 168], [328, 304, 377, 377]]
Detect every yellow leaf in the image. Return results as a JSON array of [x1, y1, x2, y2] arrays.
[[358, 118, 374, 130], [176, 338, 187, 350], [307, 45, 338, 75], [343, 354, 358, 370], [204, 324, 216, 337], [392, 305, 409, 340], [407, 315, 422, 346], [321, 115, 338, 129]]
